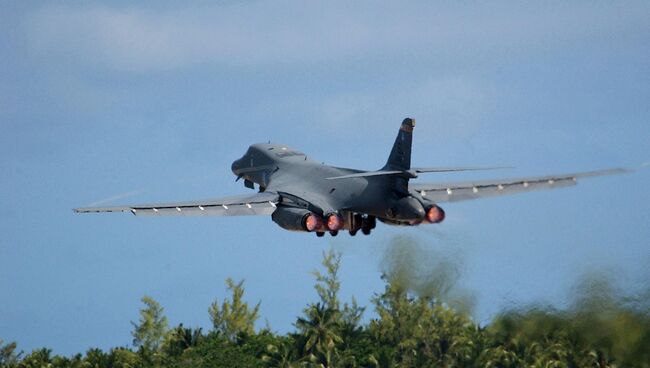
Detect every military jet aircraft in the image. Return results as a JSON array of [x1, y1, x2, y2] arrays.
[[75, 118, 628, 237]]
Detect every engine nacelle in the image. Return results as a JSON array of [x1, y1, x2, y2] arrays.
[[271, 207, 322, 232], [425, 205, 446, 224], [388, 196, 426, 221]]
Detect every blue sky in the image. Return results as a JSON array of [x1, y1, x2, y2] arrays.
[[1, 1, 649, 355]]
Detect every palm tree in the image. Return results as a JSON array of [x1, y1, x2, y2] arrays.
[[164, 324, 203, 357], [295, 303, 343, 366], [263, 339, 299, 368]]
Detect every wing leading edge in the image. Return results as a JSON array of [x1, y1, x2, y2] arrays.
[[74, 192, 280, 216], [411, 168, 630, 203], [325, 166, 511, 180]]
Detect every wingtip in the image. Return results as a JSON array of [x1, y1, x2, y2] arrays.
[[614, 167, 634, 174], [588, 167, 634, 177]]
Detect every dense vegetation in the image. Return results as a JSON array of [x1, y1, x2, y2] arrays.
[[2, 238, 649, 367]]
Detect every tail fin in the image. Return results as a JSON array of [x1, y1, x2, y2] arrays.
[[383, 118, 415, 171]]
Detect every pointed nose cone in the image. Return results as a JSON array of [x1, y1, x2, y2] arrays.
[[231, 158, 242, 175]]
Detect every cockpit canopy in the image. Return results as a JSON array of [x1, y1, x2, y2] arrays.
[[231, 143, 305, 186]]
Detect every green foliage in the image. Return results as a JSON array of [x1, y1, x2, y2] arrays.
[[313, 250, 366, 332], [209, 278, 261, 341], [17, 348, 51, 368], [131, 295, 169, 352], [290, 250, 368, 367], [481, 305, 650, 367], [108, 347, 140, 368], [4, 245, 650, 368], [369, 276, 481, 367], [312, 250, 342, 311], [162, 324, 204, 358], [174, 334, 260, 368], [0, 340, 21, 367], [261, 336, 299, 368], [295, 303, 343, 364], [170, 331, 279, 368], [82, 348, 108, 368]]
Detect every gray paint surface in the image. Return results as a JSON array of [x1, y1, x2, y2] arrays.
[[75, 118, 628, 235]]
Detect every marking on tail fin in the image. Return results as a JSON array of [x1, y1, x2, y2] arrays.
[[384, 117, 415, 171], [400, 118, 415, 132]]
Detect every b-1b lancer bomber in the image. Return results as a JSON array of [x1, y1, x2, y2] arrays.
[[75, 118, 628, 237]]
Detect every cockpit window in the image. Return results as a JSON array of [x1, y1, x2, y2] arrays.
[[275, 149, 304, 158]]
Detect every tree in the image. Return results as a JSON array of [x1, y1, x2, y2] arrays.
[[83, 348, 109, 368], [369, 274, 481, 367], [107, 347, 140, 368], [312, 250, 365, 325], [262, 336, 299, 368], [209, 278, 261, 341], [17, 348, 51, 368], [312, 251, 342, 311], [5, 244, 650, 368], [131, 295, 169, 351], [163, 324, 204, 358], [295, 303, 343, 360], [291, 250, 367, 367], [0, 340, 21, 367]]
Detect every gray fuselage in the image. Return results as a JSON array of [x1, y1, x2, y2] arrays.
[[231, 143, 428, 223]]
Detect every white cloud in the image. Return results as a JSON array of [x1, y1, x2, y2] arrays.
[[257, 75, 493, 139], [23, 1, 649, 72]]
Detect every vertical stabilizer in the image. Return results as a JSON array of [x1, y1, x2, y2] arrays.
[[383, 118, 415, 171]]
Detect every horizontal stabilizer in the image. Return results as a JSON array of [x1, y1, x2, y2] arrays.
[[412, 166, 513, 173]]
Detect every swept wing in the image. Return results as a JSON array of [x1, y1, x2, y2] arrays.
[[411, 168, 630, 203], [325, 166, 510, 180], [74, 192, 280, 216]]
